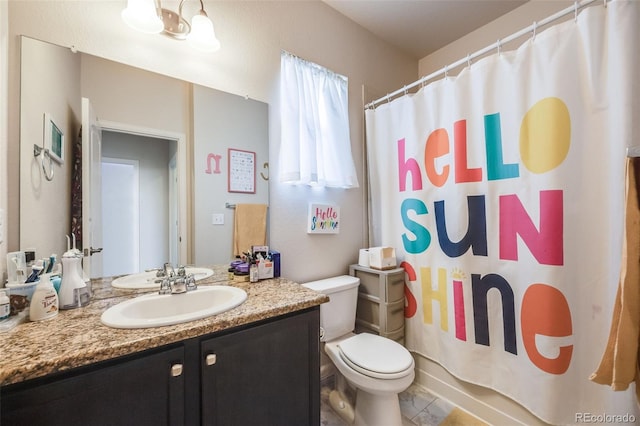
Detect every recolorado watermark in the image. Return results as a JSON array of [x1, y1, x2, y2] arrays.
[[575, 412, 636, 423]]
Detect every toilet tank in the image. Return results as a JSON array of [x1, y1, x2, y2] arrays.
[[302, 275, 360, 341]]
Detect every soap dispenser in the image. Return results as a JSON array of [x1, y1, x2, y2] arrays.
[[58, 249, 90, 310], [29, 273, 59, 321]]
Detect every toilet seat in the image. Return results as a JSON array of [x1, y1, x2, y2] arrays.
[[337, 333, 413, 380]]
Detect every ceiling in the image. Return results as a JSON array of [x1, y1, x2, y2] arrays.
[[323, 0, 528, 59]]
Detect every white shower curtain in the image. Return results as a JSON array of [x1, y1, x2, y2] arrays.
[[365, 1, 639, 423]]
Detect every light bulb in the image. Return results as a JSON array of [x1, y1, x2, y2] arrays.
[[187, 13, 221, 52], [121, 0, 163, 34]]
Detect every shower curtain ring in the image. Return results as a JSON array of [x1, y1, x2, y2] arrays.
[[497, 39, 502, 55], [403, 85, 408, 96], [574, 1, 578, 21], [467, 54, 472, 68], [532, 21, 537, 41], [444, 65, 448, 79]]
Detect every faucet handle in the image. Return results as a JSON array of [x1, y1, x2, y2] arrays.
[[177, 265, 186, 277], [163, 262, 175, 278], [186, 274, 197, 292], [159, 278, 172, 295]]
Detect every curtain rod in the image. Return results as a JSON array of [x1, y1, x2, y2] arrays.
[[365, 0, 608, 110]]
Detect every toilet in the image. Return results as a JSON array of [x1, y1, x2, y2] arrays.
[[302, 275, 414, 426]]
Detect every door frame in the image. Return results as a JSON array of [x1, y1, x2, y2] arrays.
[[98, 120, 188, 265]]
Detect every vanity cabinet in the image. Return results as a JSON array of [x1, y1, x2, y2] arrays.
[[0, 307, 320, 426], [349, 264, 406, 343]]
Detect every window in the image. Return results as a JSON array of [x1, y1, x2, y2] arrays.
[[279, 51, 359, 188]]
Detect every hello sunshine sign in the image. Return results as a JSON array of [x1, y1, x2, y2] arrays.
[[365, 2, 639, 424]]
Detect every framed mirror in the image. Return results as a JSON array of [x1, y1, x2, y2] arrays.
[[19, 37, 269, 278]]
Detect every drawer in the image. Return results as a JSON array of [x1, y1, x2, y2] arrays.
[[351, 266, 405, 303], [356, 297, 405, 332], [385, 299, 405, 332], [356, 296, 381, 326], [386, 274, 405, 303], [355, 270, 382, 299]]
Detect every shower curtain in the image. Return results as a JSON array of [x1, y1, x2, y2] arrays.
[[365, 1, 639, 423]]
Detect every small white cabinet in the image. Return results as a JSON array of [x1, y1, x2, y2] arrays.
[[349, 264, 405, 343]]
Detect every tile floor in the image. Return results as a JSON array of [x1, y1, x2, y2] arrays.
[[320, 378, 462, 426]]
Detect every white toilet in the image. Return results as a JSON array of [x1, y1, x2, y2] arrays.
[[302, 275, 414, 426]]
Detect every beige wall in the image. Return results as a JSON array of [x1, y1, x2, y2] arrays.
[[19, 37, 80, 261], [1, 1, 8, 279], [6, 1, 417, 283], [419, 0, 572, 78]]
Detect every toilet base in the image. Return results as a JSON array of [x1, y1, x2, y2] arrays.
[[329, 389, 355, 424], [354, 388, 403, 426]]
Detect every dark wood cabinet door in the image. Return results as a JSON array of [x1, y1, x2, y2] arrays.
[[200, 308, 320, 426], [1, 345, 185, 426]]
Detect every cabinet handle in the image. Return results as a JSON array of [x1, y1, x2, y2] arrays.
[[206, 353, 217, 366], [170, 363, 183, 377]]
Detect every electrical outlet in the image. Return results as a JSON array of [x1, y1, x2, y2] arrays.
[[212, 213, 224, 225]]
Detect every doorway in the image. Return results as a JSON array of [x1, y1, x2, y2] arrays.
[[101, 129, 179, 275], [102, 158, 139, 276]]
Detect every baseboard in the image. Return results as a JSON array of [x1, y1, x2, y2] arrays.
[[413, 354, 549, 426]]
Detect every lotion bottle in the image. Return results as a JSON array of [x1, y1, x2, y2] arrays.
[[29, 273, 59, 321], [59, 249, 90, 309]]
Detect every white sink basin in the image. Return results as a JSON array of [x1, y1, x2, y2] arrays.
[[111, 267, 214, 289], [101, 285, 247, 329]]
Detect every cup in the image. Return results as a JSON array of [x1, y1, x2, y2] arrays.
[[358, 249, 370, 267], [5, 281, 38, 314]]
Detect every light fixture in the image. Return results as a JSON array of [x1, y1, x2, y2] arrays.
[[122, 0, 221, 52], [187, 8, 221, 52], [121, 0, 164, 34]]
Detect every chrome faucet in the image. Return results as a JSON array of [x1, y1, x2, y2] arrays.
[[162, 262, 175, 278], [158, 264, 197, 295]]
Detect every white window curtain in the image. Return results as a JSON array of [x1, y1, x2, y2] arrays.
[[279, 51, 359, 188]]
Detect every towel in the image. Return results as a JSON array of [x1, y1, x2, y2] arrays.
[[589, 158, 640, 404], [233, 204, 268, 256]]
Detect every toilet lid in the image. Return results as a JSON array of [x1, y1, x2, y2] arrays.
[[337, 333, 413, 378]]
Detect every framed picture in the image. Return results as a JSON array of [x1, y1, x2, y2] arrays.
[[228, 148, 256, 193], [307, 203, 340, 234], [43, 112, 64, 164]]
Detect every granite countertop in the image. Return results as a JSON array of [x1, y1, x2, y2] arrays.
[[0, 265, 328, 387]]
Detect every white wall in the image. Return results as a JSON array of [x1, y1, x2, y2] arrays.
[[7, 1, 417, 283]]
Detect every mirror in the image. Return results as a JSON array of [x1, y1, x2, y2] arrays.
[[19, 37, 269, 278]]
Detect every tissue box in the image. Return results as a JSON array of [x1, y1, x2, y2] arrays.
[[358, 248, 370, 267], [257, 259, 274, 279], [252, 245, 274, 279], [368, 247, 397, 270]]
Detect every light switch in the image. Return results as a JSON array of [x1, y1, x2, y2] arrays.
[[212, 213, 224, 225]]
